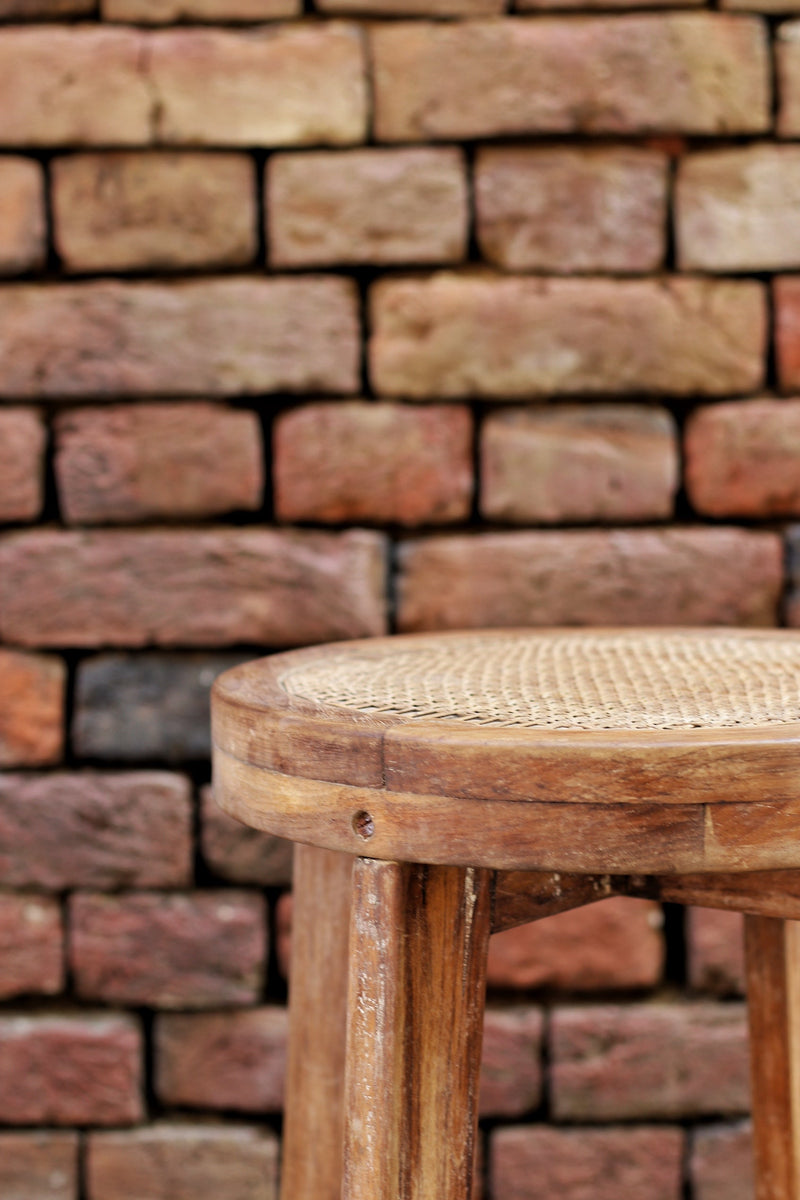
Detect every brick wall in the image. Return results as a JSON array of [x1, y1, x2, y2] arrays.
[[0, 0, 795, 1196]]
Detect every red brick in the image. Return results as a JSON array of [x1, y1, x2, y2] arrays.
[[87, 1125, 279, 1200], [0, 650, 64, 767], [70, 891, 267, 1009], [52, 153, 257, 273], [201, 786, 293, 886], [479, 1008, 543, 1117], [685, 399, 800, 517], [318, 0, 501, 12], [0, 896, 62, 1000], [481, 406, 677, 525], [268, 148, 467, 267], [370, 275, 765, 399], [775, 278, 800, 392], [0, 1014, 143, 1125], [0, 772, 192, 890], [0, 278, 359, 398], [550, 1002, 749, 1120], [0, 1132, 78, 1200], [150, 25, 366, 146], [0, 528, 386, 648], [0, 408, 45, 523], [490, 1126, 684, 1200], [778, 21, 800, 135], [687, 908, 745, 995], [397, 529, 782, 632], [0, 158, 45, 274], [55, 403, 263, 525], [487, 898, 664, 991], [690, 1122, 753, 1200], [475, 147, 666, 272], [371, 17, 769, 141], [274, 402, 473, 526], [156, 1008, 287, 1112], [0, 0, 91, 11], [104, 0, 296, 17]]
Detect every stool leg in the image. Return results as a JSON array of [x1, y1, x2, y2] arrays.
[[745, 915, 800, 1199], [342, 859, 492, 1199], [280, 844, 353, 1200]]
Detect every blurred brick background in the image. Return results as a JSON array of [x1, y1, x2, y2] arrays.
[[1, 0, 797, 1196]]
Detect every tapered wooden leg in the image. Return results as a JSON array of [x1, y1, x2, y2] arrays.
[[280, 844, 353, 1200], [343, 859, 492, 1199], [745, 915, 800, 1200]]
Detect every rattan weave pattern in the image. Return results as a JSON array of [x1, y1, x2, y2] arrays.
[[277, 631, 800, 731]]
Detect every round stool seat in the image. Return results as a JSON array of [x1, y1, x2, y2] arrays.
[[212, 627, 800, 875]]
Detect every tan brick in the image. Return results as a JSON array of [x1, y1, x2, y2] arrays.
[[480, 1008, 543, 1118], [0, 1132, 78, 1200], [686, 399, 800, 517], [268, 148, 467, 267], [274, 401, 472, 526], [0, 1013, 143, 1125], [0, 28, 153, 146], [397, 528, 782, 632], [0, 650, 64, 767], [687, 908, 744, 995], [104, 0, 296, 18], [0, 528, 386, 647], [0, 896, 62, 1000], [691, 1123, 753, 1200], [778, 21, 800, 135], [677, 146, 800, 270], [52, 153, 257, 273], [88, 1125, 279, 1200], [475, 147, 666, 272], [491, 1126, 684, 1200], [151, 24, 366, 146], [201, 786, 293, 886], [481, 406, 677, 525], [370, 275, 765, 399], [0, 158, 45, 274], [0, 409, 45, 522], [0, 0, 93, 16], [318, 0, 501, 13], [0, 278, 359, 398], [156, 1008, 287, 1112], [371, 17, 769, 141], [487, 898, 664, 991], [55, 403, 263, 525]]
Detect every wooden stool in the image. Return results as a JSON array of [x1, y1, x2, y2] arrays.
[[212, 628, 800, 1200]]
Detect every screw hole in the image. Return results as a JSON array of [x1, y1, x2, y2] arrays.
[[353, 810, 375, 840]]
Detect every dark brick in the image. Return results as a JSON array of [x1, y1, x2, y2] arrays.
[[201, 786, 293, 886]]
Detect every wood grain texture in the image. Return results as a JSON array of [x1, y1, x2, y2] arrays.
[[491, 870, 616, 932], [623, 870, 800, 920], [343, 859, 491, 1199], [745, 916, 800, 1200], [280, 845, 352, 1200]]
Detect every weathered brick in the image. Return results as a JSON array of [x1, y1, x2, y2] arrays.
[[0, 0, 92, 11], [778, 21, 800, 136], [0, 409, 45, 523], [0, 1013, 143, 1125], [0, 158, 45, 275], [487, 898, 664, 991], [274, 402, 473, 526], [87, 1125, 279, 1200], [150, 25, 366, 146], [70, 891, 267, 1009], [268, 148, 467, 267], [685, 399, 800, 518], [318, 0, 501, 13], [0, 1132, 78, 1200], [156, 1008, 287, 1112], [0, 895, 63, 1000], [475, 147, 666, 272], [55, 403, 263, 525], [371, 17, 769, 141], [104, 0, 296, 18], [74, 654, 249, 762], [550, 1002, 749, 1120], [479, 1008, 543, 1118], [687, 908, 745, 996], [775, 278, 800, 392], [0, 650, 64, 767], [0, 278, 359, 398], [0, 528, 386, 647], [490, 1126, 684, 1200], [0, 772, 192, 890], [397, 529, 781, 632], [52, 153, 257, 272], [677, 146, 800, 270], [370, 275, 765, 399], [201, 786, 293, 886], [690, 1122, 753, 1200], [481, 406, 677, 525]]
